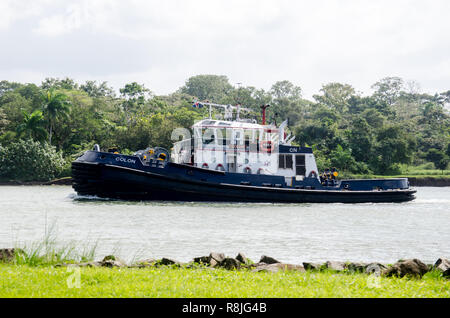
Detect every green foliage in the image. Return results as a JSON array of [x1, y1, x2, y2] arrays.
[[0, 139, 67, 181], [180, 75, 234, 102], [0, 75, 448, 180], [16, 110, 47, 141]]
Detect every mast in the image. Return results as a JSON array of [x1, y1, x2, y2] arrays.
[[260, 104, 270, 125]]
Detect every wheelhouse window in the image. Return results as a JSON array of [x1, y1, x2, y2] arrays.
[[295, 154, 306, 176], [279, 154, 293, 169]]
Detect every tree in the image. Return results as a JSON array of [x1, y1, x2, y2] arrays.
[[42, 89, 71, 144], [313, 83, 356, 113], [41, 77, 79, 90], [346, 117, 374, 163], [330, 144, 358, 172], [270, 80, 302, 100], [81, 81, 115, 98], [371, 77, 404, 106], [16, 110, 48, 141], [373, 125, 415, 173], [426, 148, 448, 172], [120, 82, 152, 121], [0, 139, 66, 181], [179, 75, 233, 102], [0, 80, 22, 97]]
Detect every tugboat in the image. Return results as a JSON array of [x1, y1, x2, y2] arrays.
[[72, 102, 416, 203]]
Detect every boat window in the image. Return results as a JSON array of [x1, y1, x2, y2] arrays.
[[202, 128, 215, 145], [279, 154, 293, 169], [286, 154, 293, 169], [295, 155, 306, 176], [203, 134, 215, 145]]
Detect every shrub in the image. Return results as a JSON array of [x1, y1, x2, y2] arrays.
[[0, 139, 67, 181]]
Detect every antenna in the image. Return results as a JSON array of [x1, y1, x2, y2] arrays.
[[192, 100, 251, 121]]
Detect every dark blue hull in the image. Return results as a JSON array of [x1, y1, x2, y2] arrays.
[[72, 151, 416, 203]]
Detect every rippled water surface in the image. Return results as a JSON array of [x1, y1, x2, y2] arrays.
[[0, 186, 449, 264]]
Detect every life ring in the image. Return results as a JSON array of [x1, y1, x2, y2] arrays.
[[202, 163, 209, 169], [244, 167, 252, 174], [257, 168, 265, 175], [308, 171, 318, 178], [260, 140, 274, 153], [216, 164, 225, 171]]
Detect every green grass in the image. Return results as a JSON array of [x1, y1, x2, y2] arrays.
[[0, 265, 448, 298]]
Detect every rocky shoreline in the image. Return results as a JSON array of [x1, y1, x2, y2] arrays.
[[1, 249, 449, 279], [407, 177, 450, 187]]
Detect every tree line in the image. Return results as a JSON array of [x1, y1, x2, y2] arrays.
[[0, 75, 449, 181]]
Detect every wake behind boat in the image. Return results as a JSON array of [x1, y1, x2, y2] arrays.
[[72, 102, 416, 203]]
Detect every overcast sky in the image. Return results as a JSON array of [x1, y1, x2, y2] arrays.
[[1, 0, 449, 98]]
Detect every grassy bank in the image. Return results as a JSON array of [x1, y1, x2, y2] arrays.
[[0, 264, 448, 298]]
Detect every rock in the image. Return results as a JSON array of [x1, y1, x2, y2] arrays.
[[157, 258, 181, 266], [131, 258, 156, 268], [346, 262, 368, 273], [220, 258, 241, 270], [302, 262, 322, 271], [100, 255, 127, 268], [443, 268, 450, 278], [252, 263, 305, 273], [383, 259, 429, 278], [246, 262, 267, 269], [325, 261, 346, 271], [101, 260, 126, 268], [235, 253, 248, 264], [0, 248, 24, 263], [365, 263, 386, 275], [434, 258, 450, 272], [193, 256, 210, 264], [209, 252, 226, 267], [259, 255, 280, 265]]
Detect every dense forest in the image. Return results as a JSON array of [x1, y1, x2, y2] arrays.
[[0, 75, 449, 181]]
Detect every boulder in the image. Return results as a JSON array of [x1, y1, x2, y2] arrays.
[[434, 258, 450, 272], [101, 260, 126, 268], [365, 263, 386, 275], [209, 252, 226, 267], [383, 259, 429, 278], [302, 262, 322, 271], [0, 248, 24, 263], [259, 255, 280, 265], [157, 258, 181, 266], [246, 262, 267, 269], [193, 256, 210, 264], [100, 255, 127, 268], [443, 268, 450, 279], [131, 258, 156, 268], [345, 262, 367, 273], [325, 261, 346, 271], [236, 253, 248, 264], [220, 258, 241, 270], [252, 263, 305, 273]]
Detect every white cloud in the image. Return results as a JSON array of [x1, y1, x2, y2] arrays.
[[1, 0, 449, 98]]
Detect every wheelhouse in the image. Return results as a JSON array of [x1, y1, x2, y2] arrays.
[[171, 102, 319, 181]]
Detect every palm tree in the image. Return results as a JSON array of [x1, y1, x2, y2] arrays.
[[42, 89, 71, 144], [16, 110, 48, 141]]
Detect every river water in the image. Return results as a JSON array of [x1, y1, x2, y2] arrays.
[[0, 186, 449, 264]]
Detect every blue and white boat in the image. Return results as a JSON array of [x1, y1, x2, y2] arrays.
[[72, 102, 416, 203]]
